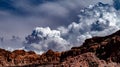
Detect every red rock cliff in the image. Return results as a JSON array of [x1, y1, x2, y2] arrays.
[[1, 30, 120, 67]]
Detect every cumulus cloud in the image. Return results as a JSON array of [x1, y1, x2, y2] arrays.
[[0, 0, 114, 52], [24, 2, 120, 54], [24, 27, 69, 53], [0, 0, 113, 38]]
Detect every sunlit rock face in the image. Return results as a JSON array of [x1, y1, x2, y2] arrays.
[[0, 48, 61, 67]]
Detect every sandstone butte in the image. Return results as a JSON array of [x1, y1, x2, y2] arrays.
[[1, 30, 120, 67]]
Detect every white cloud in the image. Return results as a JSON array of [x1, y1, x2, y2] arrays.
[[0, 0, 117, 54], [24, 2, 120, 53], [0, 0, 113, 38], [24, 27, 69, 53]]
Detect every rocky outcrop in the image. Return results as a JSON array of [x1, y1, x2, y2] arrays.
[[0, 49, 60, 67], [1, 30, 120, 67], [0, 49, 40, 66], [60, 30, 120, 63], [59, 52, 119, 67], [38, 49, 61, 65]]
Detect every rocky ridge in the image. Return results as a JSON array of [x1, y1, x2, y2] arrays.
[[1, 30, 120, 67]]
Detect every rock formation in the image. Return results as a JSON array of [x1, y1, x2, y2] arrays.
[[1, 30, 120, 67]]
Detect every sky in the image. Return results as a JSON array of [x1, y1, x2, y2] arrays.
[[0, 0, 113, 39], [1, 0, 120, 53]]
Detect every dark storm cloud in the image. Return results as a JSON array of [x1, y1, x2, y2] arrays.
[[113, 0, 120, 10]]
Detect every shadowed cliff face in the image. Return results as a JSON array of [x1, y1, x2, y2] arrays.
[[0, 30, 120, 67], [59, 30, 120, 67], [61, 30, 120, 62]]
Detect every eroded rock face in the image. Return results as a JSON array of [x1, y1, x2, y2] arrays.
[[38, 49, 61, 65], [0, 30, 120, 67], [0, 49, 60, 66], [59, 52, 119, 67], [60, 30, 120, 63]]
